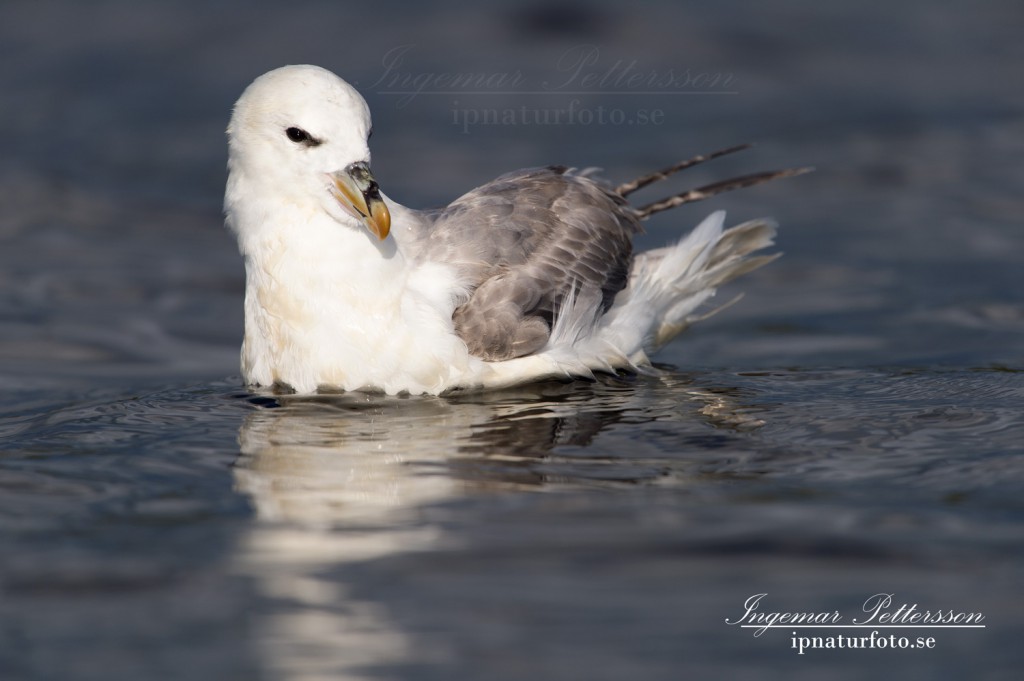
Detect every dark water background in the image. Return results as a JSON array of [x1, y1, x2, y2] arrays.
[[1, 1, 1022, 679]]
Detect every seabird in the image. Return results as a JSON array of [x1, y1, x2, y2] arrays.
[[225, 65, 806, 395]]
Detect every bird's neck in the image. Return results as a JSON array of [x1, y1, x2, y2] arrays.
[[236, 204, 410, 391]]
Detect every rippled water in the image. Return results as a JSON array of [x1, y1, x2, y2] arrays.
[[3, 369, 1021, 679], [2, 0, 1023, 679]]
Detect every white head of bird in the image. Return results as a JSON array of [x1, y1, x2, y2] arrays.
[[224, 64, 391, 247]]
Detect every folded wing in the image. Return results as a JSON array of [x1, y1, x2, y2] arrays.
[[416, 166, 640, 361]]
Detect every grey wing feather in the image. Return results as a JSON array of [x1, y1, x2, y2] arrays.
[[417, 167, 640, 361]]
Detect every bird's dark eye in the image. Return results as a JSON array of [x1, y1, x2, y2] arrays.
[[286, 127, 309, 143], [285, 126, 321, 147]]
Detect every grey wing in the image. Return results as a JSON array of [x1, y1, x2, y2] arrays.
[[419, 166, 641, 361]]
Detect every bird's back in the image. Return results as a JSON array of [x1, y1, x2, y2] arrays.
[[408, 167, 640, 361]]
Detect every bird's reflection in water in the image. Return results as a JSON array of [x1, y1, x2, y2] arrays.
[[230, 369, 763, 679]]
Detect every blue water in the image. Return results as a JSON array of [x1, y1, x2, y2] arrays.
[[1, 1, 1022, 679]]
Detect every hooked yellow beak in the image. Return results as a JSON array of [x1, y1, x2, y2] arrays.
[[328, 162, 391, 240]]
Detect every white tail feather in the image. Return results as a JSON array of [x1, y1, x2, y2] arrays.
[[559, 211, 776, 371]]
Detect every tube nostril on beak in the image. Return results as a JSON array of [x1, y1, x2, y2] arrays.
[[329, 163, 391, 240]]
